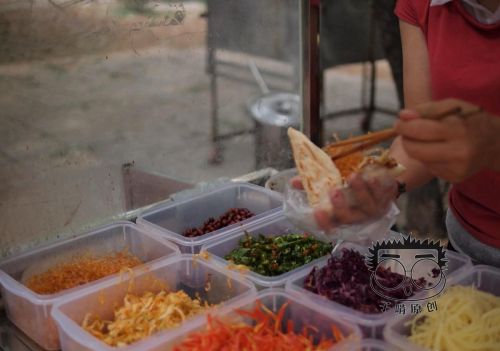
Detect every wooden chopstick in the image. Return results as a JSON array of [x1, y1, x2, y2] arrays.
[[328, 131, 396, 160], [328, 106, 462, 148], [325, 128, 397, 148], [327, 105, 481, 161]]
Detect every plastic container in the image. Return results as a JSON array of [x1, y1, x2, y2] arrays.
[[264, 167, 297, 193], [163, 289, 362, 350], [201, 215, 331, 289], [51, 254, 257, 351], [341, 338, 398, 351], [285, 241, 472, 338], [137, 182, 283, 254], [383, 265, 500, 351], [0, 221, 180, 350]]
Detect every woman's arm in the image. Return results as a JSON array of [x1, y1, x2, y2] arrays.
[[389, 20, 435, 191], [394, 21, 500, 183], [399, 20, 431, 107], [395, 98, 500, 182], [311, 20, 439, 230]]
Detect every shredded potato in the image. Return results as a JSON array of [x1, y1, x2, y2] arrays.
[[408, 286, 500, 350], [227, 263, 250, 272], [82, 290, 209, 347], [25, 251, 142, 295], [197, 251, 210, 260], [192, 252, 210, 270]]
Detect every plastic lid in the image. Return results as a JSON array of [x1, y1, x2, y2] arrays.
[[249, 92, 300, 127]]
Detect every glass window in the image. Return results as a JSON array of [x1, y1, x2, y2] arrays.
[[0, 0, 402, 257], [0, 0, 302, 256]]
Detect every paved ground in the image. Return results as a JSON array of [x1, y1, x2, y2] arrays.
[[0, 1, 402, 257]]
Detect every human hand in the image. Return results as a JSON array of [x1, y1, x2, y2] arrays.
[[290, 172, 398, 232], [394, 98, 500, 183]]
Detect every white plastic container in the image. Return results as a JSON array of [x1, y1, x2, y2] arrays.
[[137, 182, 283, 254], [383, 265, 500, 351], [0, 221, 180, 350], [51, 254, 257, 351], [285, 241, 473, 338], [341, 338, 398, 351], [162, 289, 362, 351], [201, 215, 331, 289]]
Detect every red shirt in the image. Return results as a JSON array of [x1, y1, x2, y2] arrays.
[[395, 0, 500, 248]]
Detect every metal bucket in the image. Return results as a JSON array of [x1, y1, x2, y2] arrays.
[[248, 92, 300, 170]]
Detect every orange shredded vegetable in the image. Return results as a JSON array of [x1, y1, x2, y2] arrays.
[[26, 251, 142, 295], [173, 301, 344, 351], [335, 152, 364, 179], [323, 143, 366, 179]]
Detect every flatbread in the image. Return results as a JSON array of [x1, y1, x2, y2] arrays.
[[287, 128, 342, 207]]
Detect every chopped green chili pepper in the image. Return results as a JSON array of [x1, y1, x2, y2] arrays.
[[224, 233, 332, 276]]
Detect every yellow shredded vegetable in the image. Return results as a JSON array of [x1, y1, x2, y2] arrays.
[[227, 263, 250, 273], [82, 290, 209, 347], [194, 251, 210, 260]]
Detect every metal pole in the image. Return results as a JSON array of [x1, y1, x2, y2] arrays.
[[300, 0, 322, 145], [206, 0, 223, 164]]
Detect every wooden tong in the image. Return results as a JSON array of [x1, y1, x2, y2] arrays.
[[327, 106, 482, 161]]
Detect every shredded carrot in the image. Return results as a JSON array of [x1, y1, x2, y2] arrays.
[[26, 251, 142, 295], [334, 150, 364, 179], [323, 143, 365, 179], [332, 325, 343, 342], [173, 301, 344, 351]]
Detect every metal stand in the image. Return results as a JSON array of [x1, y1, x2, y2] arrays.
[[206, 42, 256, 165], [321, 0, 397, 133], [205, 0, 298, 164], [300, 0, 322, 145]]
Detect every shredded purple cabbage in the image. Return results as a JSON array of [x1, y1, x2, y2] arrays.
[[303, 248, 427, 314]]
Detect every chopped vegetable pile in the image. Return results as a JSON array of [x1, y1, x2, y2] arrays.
[[332, 148, 364, 180], [304, 249, 426, 314], [408, 285, 500, 351], [25, 251, 142, 295], [82, 290, 209, 347], [225, 233, 332, 276], [183, 208, 254, 237], [173, 301, 344, 351]]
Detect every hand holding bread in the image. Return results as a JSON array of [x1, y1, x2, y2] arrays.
[[287, 127, 404, 231]]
